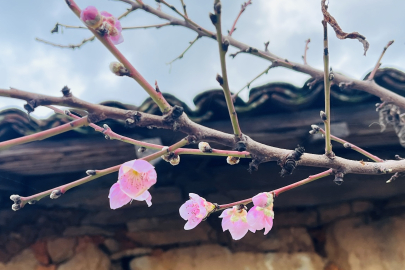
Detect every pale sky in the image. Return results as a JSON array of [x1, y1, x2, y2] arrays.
[[1, 0, 404, 118]]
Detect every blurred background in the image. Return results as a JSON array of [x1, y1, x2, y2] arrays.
[[1, 1, 405, 270]]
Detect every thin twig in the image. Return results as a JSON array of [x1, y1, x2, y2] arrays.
[[0, 117, 88, 151], [46, 105, 250, 158], [322, 20, 333, 157], [166, 35, 201, 65], [122, 22, 172, 30], [212, 0, 242, 137], [180, 0, 188, 18], [368, 40, 394, 81], [158, 0, 213, 37], [228, 0, 252, 36], [36, 36, 96, 49], [302, 38, 310, 65], [314, 126, 383, 162], [16, 138, 189, 208], [233, 65, 273, 100], [215, 169, 333, 211]]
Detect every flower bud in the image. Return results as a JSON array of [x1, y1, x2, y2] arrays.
[[109, 62, 129, 76], [12, 203, 21, 211], [80, 6, 102, 28], [170, 154, 180, 166], [50, 189, 62, 199], [86, 170, 96, 176], [161, 146, 170, 162], [198, 142, 212, 153], [227, 156, 240, 165], [10, 194, 21, 203]]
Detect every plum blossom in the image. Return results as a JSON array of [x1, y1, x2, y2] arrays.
[[220, 206, 253, 240], [247, 192, 274, 235], [179, 193, 215, 230], [80, 6, 124, 45], [108, 160, 157, 209]]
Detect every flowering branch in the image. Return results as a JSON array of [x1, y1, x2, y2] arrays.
[[228, 0, 252, 36], [211, 0, 242, 138], [367, 40, 394, 81], [65, 0, 172, 114], [11, 137, 190, 210], [0, 116, 88, 151], [310, 125, 383, 163], [215, 169, 333, 211], [322, 20, 333, 157]]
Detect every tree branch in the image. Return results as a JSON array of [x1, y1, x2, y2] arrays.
[[211, 0, 242, 138], [368, 40, 394, 81], [0, 116, 89, 151], [322, 20, 333, 157], [112, 0, 405, 110], [228, 0, 252, 36], [233, 65, 273, 100], [12, 137, 190, 209], [302, 38, 310, 65], [36, 36, 96, 49], [215, 169, 333, 211]]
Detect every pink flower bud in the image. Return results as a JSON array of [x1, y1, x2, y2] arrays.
[[179, 193, 215, 230], [80, 6, 102, 28], [252, 192, 273, 207]]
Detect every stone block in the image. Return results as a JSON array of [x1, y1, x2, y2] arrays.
[[46, 238, 76, 264], [58, 243, 110, 270], [129, 244, 325, 270]]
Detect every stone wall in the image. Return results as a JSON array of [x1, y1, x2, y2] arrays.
[[1, 195, 405, 270]]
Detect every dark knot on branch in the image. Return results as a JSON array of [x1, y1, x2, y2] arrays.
[[279, 146, 305, 177]]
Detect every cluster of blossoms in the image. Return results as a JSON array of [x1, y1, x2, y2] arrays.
[[180, 192, 274, 240], [109, 158, 273, 241], [80, 6, 123, 45]]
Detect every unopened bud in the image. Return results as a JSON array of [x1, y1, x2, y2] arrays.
[[320, 111, 327, 121], [161, 146, 170, 162], [86, 170, 96, 176], [138, 147, 146, 153], [199, 142, 212, 153], [234, 141, 247, 152], [61, 86, 71, 97], [216, 74, 224, 85], [209, 13, 218, 25], [343, 143, 351, 149], [334, 172, 344, 185], [227, 156, 240, 165], [28, 200, 37, 205], [10, 194, 21, 203], [170, 154, 180, 166], [50, 190, 62, 199], [80, 6, 103, 29], [222, 39, 230, 52], [12, 203, 21, 211], [109, 62, 130, 76]]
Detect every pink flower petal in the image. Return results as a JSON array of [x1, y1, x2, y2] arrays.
[[184, 217, 202, 230], [132, 160, 155, 173], [264, 216, 274, 235], [252, 192, 270, 207], [100, 11, 113, 17], [108, 182, 131, 210], [247, 206, 265, 231], [179, 200, 195, 220], [115, 20, 122, 32], [221, 215, 232, 232], [110, 33, 124, 45], [229, 220, 250, 240], [133, 190, 153, 207], [80, 6, 99, 21]]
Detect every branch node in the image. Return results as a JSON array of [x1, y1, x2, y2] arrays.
[[279, 146, 305, 177], [333, 171, 344, 185], [320, 111, 327, 121], [61, 86, 72, 97], [234, 141, 247, 152], [86, 170, 96, 176], [209, 13, 218, 25], [216, 74, 224, 85], [50, 189, 62, 199]]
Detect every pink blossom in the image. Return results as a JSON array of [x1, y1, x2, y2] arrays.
[[100, 11, 124, 45], [219, 206, 252, 240], [247, 192, 274, 235], [80, 6, 102, 28], [80, 6, 124, 45], [108, 159, 156, 209], [179, 193, 215, 230]]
